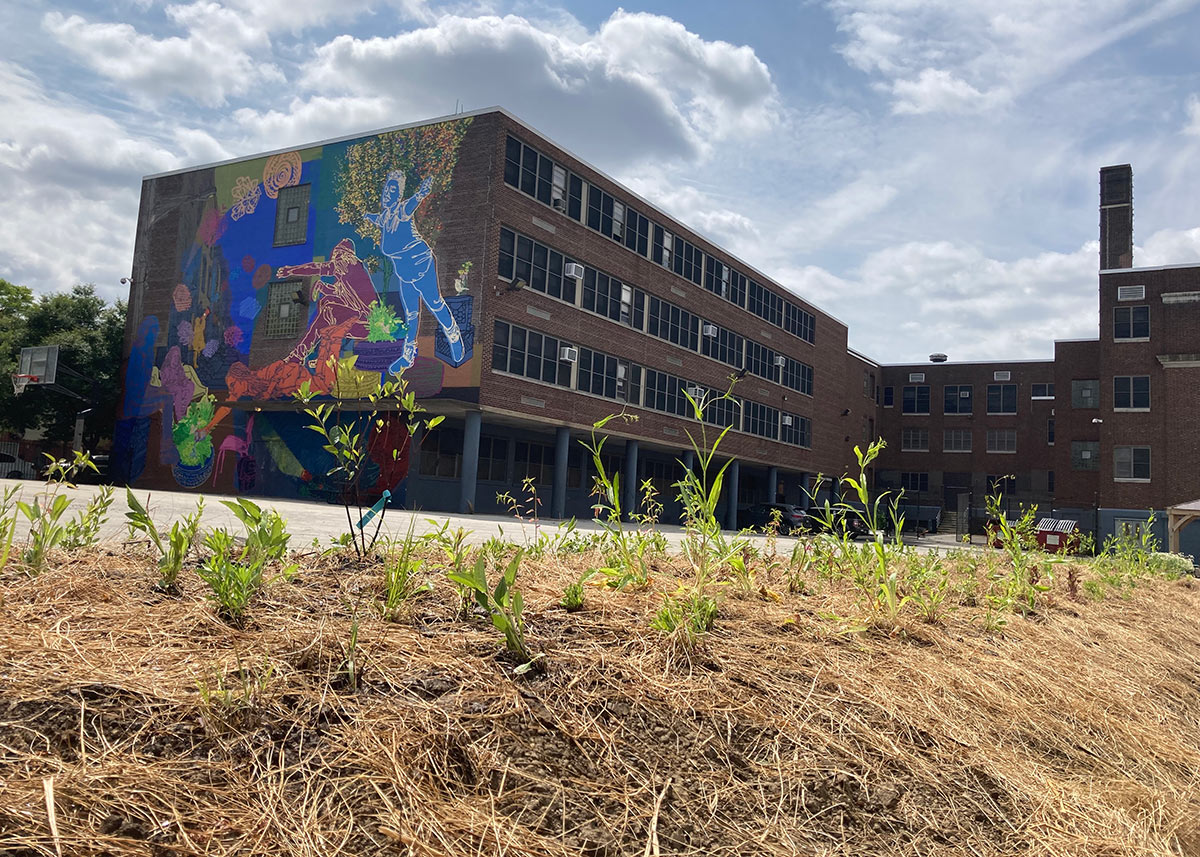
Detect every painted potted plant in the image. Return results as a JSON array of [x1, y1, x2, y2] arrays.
[[171, 394, 216, 487], [353, 299, 409, 371]]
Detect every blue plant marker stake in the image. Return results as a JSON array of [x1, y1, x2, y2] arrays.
[[356, 489, 391, 530]]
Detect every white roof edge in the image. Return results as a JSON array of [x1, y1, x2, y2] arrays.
[[847, 348, 881, 367], [1100, 261, 1200, 275], [140, 106, 852, 332], [1053, 337, 1100, 344], [878, 358, 1054, 368]]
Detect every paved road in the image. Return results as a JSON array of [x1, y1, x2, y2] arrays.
[[0, 477, 974, 554]]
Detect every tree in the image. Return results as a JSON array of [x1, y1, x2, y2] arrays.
[[0, 283, 126, 447]]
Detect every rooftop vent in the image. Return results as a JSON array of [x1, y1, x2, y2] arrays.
[[929, 353, 948, 363]]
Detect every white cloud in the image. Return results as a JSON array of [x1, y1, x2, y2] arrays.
[[1138, 227, 1200, 266], [0, 60, 180, 299], [828, 0, 1200, 115], [288, 10, 778, 164], [890, 68, 998, 115], [780, 175, 898, 250], [43, 4, 284, 106], [1185, 94, 1200, 136]]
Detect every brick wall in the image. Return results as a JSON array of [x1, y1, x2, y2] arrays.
[[877, 360, 1056, 506], [472, 113, 858, 475]]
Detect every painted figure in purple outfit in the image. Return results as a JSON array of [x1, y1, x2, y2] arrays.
[[276, 238, 378, 363]]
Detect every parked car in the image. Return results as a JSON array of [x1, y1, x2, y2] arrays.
[[740, 503, 871, 539], [0, 450, 38, 480]]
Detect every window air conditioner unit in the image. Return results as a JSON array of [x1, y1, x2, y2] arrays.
[[551, 197, 565, 211], [559, 345, 578, 363], [685, 386, 702, 399], [773, 356, 787, 367], [563, 262, 585, 280], [994, 370, 1011, 381], [702, 323, 718, 337], [782, 415, 793, 427], [611, 227, 622, 240]]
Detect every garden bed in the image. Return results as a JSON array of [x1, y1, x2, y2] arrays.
[[2, 537, 1199, 856]]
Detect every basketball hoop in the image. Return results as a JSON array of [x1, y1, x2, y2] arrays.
[[11, 374, 37, 396]]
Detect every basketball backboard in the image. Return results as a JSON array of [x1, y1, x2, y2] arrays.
[[18, 344, 58, 385]]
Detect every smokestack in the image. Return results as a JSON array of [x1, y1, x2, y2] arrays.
[[1099, 164, 1132, 270]]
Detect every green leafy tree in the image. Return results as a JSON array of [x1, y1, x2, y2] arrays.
[[0, 282, 125, 446]]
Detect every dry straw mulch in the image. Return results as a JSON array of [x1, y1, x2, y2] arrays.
[[1, 546, 1199, 856]]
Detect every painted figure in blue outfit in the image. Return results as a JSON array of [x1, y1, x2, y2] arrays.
[[365, 172, 464, 372]]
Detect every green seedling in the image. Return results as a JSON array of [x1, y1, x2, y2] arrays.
[[125, 489, 204, 591], [448, 549, 540, 674]]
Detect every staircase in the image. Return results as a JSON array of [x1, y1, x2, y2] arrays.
[[938, 510, 958, 536]]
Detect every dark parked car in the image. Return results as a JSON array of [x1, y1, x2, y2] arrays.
[[740, 503, 871, 539]]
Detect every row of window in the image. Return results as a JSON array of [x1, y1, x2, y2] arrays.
[[499, 226, 814, 395], [901, 427, 1018, 453], [896, 435, 1151, 480], [1070, 442, 1151, 479], [887, 377, 1151, 414], [894, 383, 1034, 415], [504, 134, 818, 345], [905, 423, 1058, 453], [897, 472, 1057, 495], [492, 319, 813, 447]]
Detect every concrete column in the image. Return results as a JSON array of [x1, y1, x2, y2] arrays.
[[552, 426, 570, 519], [801, 473, 812, 508], [767, 466, 779, 503], [459, 411, 481, 514], [623, 440, 639, 519], [726, 458, 740, 530]]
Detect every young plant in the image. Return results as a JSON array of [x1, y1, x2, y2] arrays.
[[786, 539, 816, 594], [0, 485, 20, 573], [985, 492, 1050, 615], [908, 554, 953, 623], [497, 476, 552, 556], [675, 384, 744, 587], [18, 451, 101, 572], [425, 519, 475, 617], [61, 485, 115, 551], [379, 522, 432, 621], [294, 369, 442, 559], [197, 528, 264, 624], [582, 412, 654, 590], [560, 570, 596, 612], [809, 441, 907, 622], [125, 489, 205, 592], [650, 589, 718, 651], [220, 497, 291, 566], [448, 549, 540, 673]]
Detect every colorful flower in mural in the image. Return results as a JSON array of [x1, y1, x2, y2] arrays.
[[229, 175, 262, 221], [263, 152, 302, 199], [173, 283, 193, 312], [224, 325, 244, 347]]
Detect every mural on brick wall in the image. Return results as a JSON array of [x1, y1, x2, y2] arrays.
[[115, 118, 479, 503]]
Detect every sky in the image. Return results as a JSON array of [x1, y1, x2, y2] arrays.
[[2, 0, 1200, 363]]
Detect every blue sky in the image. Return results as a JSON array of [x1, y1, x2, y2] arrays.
[[2, 0, 1199, 362]]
